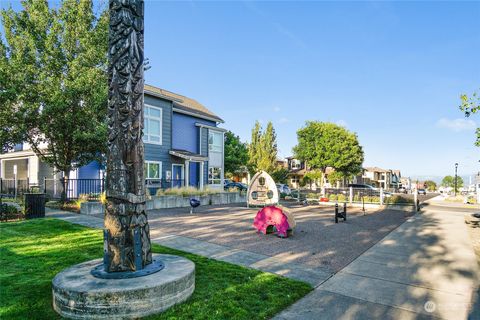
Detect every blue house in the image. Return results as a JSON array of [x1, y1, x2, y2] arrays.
[[142, 84, 226, 190], [0, 84, 226, 197]]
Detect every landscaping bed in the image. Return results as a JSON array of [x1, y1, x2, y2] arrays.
[[0, 219, 311, 320]]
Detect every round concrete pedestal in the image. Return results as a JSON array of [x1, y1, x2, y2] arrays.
[[52, 254, 195, 319]]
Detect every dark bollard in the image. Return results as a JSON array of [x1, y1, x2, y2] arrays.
[[335, 202, 347, 223], [335, 203, 339, 223], [24, 193, 46, 219]]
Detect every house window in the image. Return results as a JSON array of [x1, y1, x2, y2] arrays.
[[291, 159, 301, 170], [145, 161, 162, 184], [208, 167, 222, 185], [208, 131, 223, 153], [144, 105, 162, 144]]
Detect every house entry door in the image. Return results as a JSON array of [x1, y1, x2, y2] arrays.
[[172, 164, 184, 188]]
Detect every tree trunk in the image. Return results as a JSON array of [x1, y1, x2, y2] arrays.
[[61, 170, 69, 203], [104, 0, 152, 272]]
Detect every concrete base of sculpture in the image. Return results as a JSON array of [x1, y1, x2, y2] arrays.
[[52, 254, 195, 319]]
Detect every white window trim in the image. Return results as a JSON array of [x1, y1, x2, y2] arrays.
[[145, 161, 162, 180], [208, 130, 223, 153], [208, 166, 222, 185], [144, 104, 163, 145]]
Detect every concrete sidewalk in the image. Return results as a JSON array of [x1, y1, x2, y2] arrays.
[[274, 205, 480, 320]]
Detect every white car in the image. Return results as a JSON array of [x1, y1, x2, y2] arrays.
[[276, 184, 291, 195]]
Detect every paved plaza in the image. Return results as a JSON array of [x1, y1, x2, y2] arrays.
[[48, 199, 480, 319]]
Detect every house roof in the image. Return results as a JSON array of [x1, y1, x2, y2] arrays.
[[169, 149, 208, 162], [364, 166, 388, 173], [144, 84, 224, 123]]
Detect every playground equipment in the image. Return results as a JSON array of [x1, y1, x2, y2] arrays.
[[335, 202, 347, 223], [253, 205, 295, 238], [248, 171, 279, 206], [189, 198, 200, 214]]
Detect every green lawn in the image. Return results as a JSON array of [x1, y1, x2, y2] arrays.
[[0, 218, 311, 319]]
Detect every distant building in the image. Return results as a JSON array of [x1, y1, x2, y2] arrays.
[[361, 167, 402, 189]]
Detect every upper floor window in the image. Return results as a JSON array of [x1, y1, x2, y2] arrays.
[[209, 131, 223, 153], [291, 159, 301, 170], [144, 105, 162, 144]]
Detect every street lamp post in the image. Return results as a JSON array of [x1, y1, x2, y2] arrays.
[[454, 163, 458, 196]]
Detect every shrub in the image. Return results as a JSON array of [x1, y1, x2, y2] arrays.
[[45, 201, 63, 209], [156, 187, 222, 197], [0, 203, 23, 220], [99, 192, 107, 204], [306, 193, 317, 199], [337, 194, 347, 202], [73, 194, 89, 210], [328, 194, 337, 201], [384, 195, 414, 205]]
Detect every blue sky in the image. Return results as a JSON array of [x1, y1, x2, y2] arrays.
[[2, 1, 479, 178]]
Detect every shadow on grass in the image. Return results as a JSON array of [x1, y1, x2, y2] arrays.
[[0, 218, 311, 320]]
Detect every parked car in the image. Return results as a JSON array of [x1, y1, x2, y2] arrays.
[[398, 187, 407, 194], [224, 182, 247, 191], [417, 189, 427, 195], [223, 179, 232, 186], [348, 184, 376, 190], [276, 184, 292, 195]]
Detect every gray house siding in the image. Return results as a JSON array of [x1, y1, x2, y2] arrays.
[[144, 95, 172, 180]]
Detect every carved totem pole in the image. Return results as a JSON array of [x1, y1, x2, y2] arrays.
[[104, 0, 152, 272]]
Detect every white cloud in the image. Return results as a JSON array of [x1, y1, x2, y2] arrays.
[[278, 117, 289, 124], [436, 118, 476, 132], [336, 119, 348, 128], [273, 106, 281, 112]]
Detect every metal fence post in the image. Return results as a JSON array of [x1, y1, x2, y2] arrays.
[[414, 190, 418, 211]]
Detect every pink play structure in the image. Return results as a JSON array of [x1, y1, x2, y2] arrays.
[[253, 206, 295, 238]]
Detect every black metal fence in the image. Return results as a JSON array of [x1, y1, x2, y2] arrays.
[[289, 187, 413, 205], [0, 179, 31, 197], [43, 178, 105, 201], [2, 177, 192, 200]]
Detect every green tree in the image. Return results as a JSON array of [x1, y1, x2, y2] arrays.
[[247, 121, 278, 174], [1, 0, 108, 200], [224, 131, 249, 178], [293, 122, 364, 186], [247, 121, 262, 173], [271, 168, 289, 184], [459, 90, 480, 147], [442, 175, 464, 192], [424, 180, 437, 192]]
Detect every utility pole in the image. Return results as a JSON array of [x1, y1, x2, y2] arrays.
[[454, 163, 458, 196]]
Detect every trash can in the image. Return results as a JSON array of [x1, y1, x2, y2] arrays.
[[24, 193, 46, 219]]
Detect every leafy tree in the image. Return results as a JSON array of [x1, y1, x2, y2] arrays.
[[326, 170, 345, 187], [271, 168, 289, 184], [224, 131, 249, 178], [247, 121, 262, 173], [1, 0, 108, 200], [441, 175, 464, 192], [424, 180, 437, 192], [247, 121, 278, 174], [459, 90, 480, 147], [293, 122, 364, 186]]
